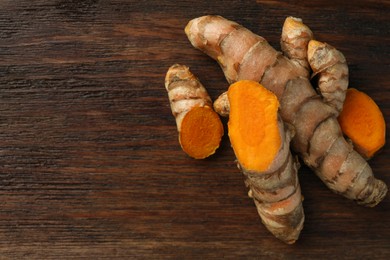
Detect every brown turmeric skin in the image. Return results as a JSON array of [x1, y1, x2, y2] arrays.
[[165, 64, 224, 159], [228, 80, 304, 244], [338, 88, 386, 159], [281, 16, 313, 73], [185, 15, 387, 206], [308, 40, 349, 114], [281, 17, 349, 114]]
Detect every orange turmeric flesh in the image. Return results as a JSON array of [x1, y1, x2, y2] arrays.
[[228, 80, 281, 172], [180, 106, 224, 159], [338, 88, 386, 159]]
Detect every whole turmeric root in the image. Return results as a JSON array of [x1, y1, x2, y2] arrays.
[[228, 80, 304, 244], [165, 64, 224, 159], [185, 15, 387, 206]]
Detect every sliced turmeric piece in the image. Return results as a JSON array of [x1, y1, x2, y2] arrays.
[[180, 106, 223, 159], [165, 64, 224, 159], [227, 80, 304, 244], [338, 88, 386, 159], [228, 80, 281, 172]]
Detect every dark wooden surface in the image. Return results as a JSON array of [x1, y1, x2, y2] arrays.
[[0, 0, 389, 259]]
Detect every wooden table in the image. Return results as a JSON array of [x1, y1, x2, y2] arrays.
[[1, 0, 389, 258]]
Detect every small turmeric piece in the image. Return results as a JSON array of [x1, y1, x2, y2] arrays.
[[228, 80, 304, 244], [338, 88, 386, 159], [213, 91, 230, 117], [165, 64, 224, 159]]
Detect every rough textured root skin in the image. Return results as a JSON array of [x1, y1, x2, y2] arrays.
[[308, 40, 349, 114], [279, 77, 318, 124], [186, 15, 270, 84], [185, 15, 239, 65], [242, 120, 304, 244], [281, 16, 314, 74], [237, 40, 280, 83], [337, 88, 386, 159], [314, 136, 388, 207], [228, 81, 304, 244], [165, 64, 212, 128], [165, 64, 224, 159], [292, 97, 338, 155], [185, 15, 388, 206]]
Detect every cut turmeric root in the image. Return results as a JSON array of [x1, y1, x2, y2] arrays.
[[186, 15, 388, 206], [228, 80, 304, 244], [338, 88, 386, 159], [229, 81, 282, 171], [165, 64, 224, 159]]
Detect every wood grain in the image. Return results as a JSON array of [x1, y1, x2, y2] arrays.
[[0, 0, 389, 259]]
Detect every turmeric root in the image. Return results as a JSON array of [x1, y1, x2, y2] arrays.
[[281, 16, 313, 73], [228, 80, 304, 244], [186, 15, 388, 206], [308, 40, 349, 114], [281, 17, 348, 114], [338, 88, 386, 159], [165, 64, 224, 159]]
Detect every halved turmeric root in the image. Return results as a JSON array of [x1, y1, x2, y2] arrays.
[[165, 64, 224, 159], [228, 80, 304, 244], [229, 81, 282, 172], [338, 88, 386, 159]]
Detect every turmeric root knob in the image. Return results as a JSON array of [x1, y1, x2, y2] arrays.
[[165, 64, 224, 159], [308, 40, 349, 114], [281, 16, 313, 72], [338, 88, 386, 159], [228, 80, 281, 172]]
